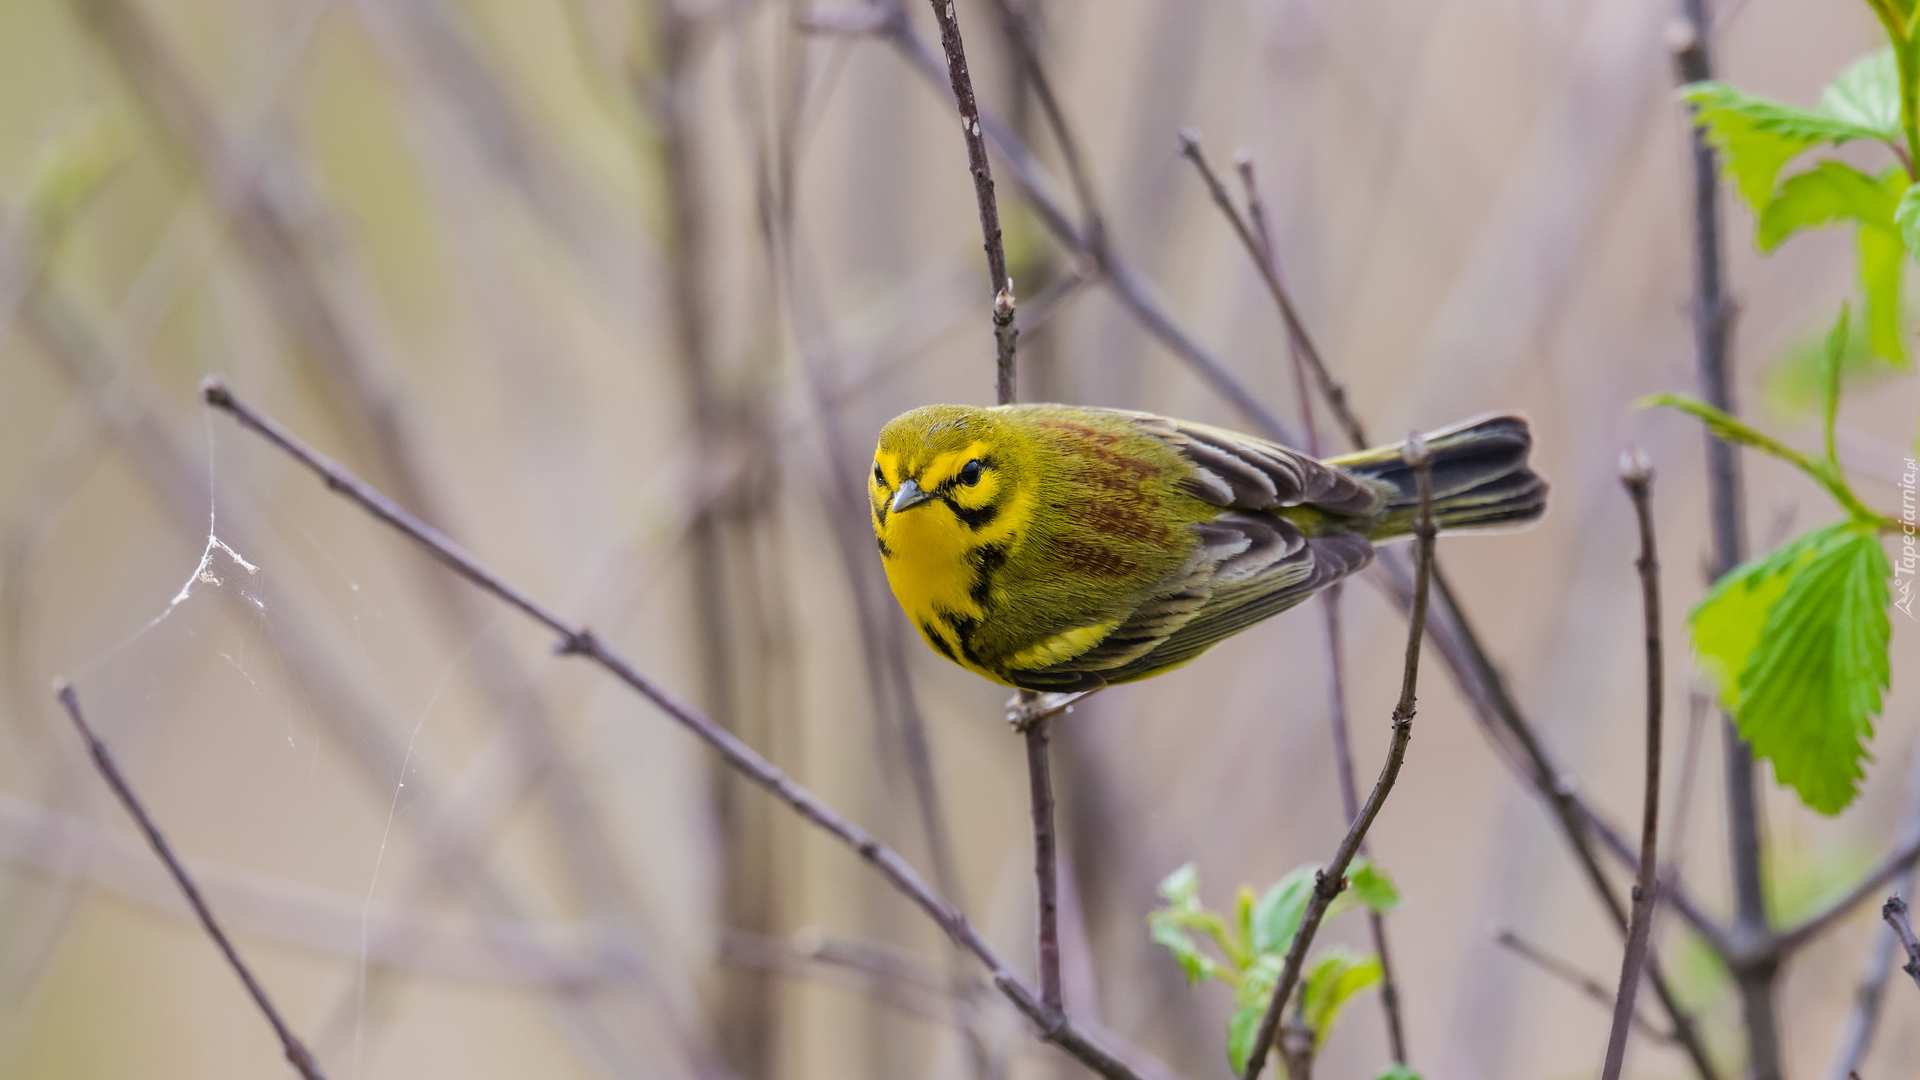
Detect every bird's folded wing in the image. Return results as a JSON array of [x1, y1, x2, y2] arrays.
[[1007, 514, 1373, 691], [1139, 414, 1385, 517]]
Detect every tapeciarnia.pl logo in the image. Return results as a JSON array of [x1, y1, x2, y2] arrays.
[[1900, 457, 1917, 620]]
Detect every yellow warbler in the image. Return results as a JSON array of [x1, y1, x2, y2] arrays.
[[868, 405, 1545, 691]]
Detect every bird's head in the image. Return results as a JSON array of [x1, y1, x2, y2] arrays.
[[870, 405, 1029, 563]]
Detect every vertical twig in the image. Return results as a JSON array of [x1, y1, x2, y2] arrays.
[[1241, 432, 1434, 1080], [923, 0, 1064, 1023], [924, 0, 1018, 403], [1882, 897, 1920, 992], [1602, 452, 1665, 1080], [1023, 712, 1062, 1009], [1226, 146, 1409, 1064], [1671, 3, 1776, 1072], [54, 682, 328, 1080]]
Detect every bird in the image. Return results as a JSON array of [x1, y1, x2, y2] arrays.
[[867, 404, 1546, 692]]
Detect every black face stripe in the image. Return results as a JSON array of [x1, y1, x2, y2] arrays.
[[944, 497, 999, 530], [968, 541, 1008, 606], [921, 621, 957, 661], [877, 535, 892, 558]]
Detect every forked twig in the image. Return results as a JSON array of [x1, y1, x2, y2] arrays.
[[1240, 432, 1435, 1080], [54, 681, 328, 1080], [199, 379, 1169, 1080]]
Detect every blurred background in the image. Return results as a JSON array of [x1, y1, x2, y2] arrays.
[[1, 0, 1917, 1077]]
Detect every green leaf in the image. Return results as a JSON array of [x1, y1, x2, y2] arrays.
[[1301, 947, 1384, 1049], [1818, 49, 1903, 142], [1157, 862, 1201, 907], [1681, 80, 1890, 210], [1226, 1002, 1264, 1074], [1346, 859, 1402, 914], [1251, 866, 1318, 955], [1756, 161, 1900, 251], [1821, 304, 1850, 463], [1149, 909, 1224, 985], [1227, 952, 1283, 1072], [1764, 307, 1893, 419], [1638, 393, 1813, 471], [1733, 525, 1892, 813], [1689, 530, 1824, 709], [1897, 180, 1920, 253], [1371, 1068, 1423, 1080], [1859, 208, 1910, 366]]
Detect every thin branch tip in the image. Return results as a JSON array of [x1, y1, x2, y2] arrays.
[[1402, 430, 1431, 468], [1620, 448, 1655, 486]]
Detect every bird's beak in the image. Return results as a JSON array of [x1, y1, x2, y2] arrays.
[[891, 479, 934, 513]]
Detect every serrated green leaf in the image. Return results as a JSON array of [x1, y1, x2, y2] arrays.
[[1301, 947, 1384, 1049], [1756, 161, 1900, 251], [1818, 49, 1903, 141], [1251, 866, 1318, 955], [1733, 525, 1892, 813], [1690, 528, 1834, 709], [1158, 862, 1201, 907], [1347, 859, 1402, 914], [1680, 80, 1891, 211]]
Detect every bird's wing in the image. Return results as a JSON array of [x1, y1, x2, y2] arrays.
[[1006, 513, 1374, 691], [1139, 414, 1386, 517]]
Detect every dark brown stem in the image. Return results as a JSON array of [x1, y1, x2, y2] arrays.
[[854, 13, 1297, 441], [1175, 132, 1366, 450], [1230, 145, 1409, 1064], [1672, 3, 1773, 1071], [1881, 897, 1920, 992], [1025, 715, 1062, 1010], [54, 682, 328, 1080], [199, 380, 1169, 1080], [923, 0, 1017, 403], [1241, 434, 1433, 1080], [1602, 453, 1664, 1080]]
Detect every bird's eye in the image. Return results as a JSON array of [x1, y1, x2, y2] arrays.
[[872, 463, 885, 485], [959, 459, 984, 486]]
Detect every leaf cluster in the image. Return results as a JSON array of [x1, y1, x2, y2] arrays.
[[1148, 861, 1412, 1078], [1644, 311, 1896, 813]]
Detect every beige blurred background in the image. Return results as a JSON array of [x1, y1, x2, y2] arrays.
[[0, 0, 1917, 1077]]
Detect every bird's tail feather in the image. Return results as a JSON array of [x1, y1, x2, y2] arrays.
[[1329, 413, 1548, 541]]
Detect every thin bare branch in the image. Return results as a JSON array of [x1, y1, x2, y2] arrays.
[[1174, 132, 1365, 450], [1602, 452, 1665, 1080], [201, 380, 1177, 1080], [1241, 433, 1434, 1080], [54, 682, 328, 1080], [1495, 930, 1676, 1043], [923, 0, 1018, 403]]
